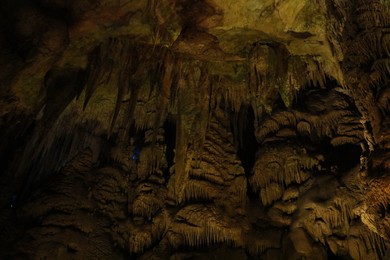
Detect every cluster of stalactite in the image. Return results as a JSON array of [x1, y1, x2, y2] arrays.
[[248, 84, 390, 259], [327, 0, 390, 243], [0, 1, 390, 258]]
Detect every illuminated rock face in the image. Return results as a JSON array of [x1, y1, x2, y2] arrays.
[[0, 0, 389, 259]]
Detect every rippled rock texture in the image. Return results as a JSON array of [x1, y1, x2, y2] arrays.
[[0, 0, 389, 259]]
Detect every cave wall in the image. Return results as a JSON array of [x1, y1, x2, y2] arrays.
[[0, 0, 389, 259]]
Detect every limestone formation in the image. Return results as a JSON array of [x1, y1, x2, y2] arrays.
[[0, 0, 389, 259]]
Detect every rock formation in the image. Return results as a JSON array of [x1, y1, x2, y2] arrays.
[[0, 0, 389, 259]]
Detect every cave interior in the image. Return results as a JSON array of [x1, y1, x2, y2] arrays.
[[0, 0, 389, 259]]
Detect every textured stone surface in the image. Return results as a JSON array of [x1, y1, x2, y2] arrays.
[[0, 0, 389, 259]]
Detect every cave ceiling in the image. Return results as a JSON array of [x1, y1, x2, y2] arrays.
[[0, 0, 389, 259]]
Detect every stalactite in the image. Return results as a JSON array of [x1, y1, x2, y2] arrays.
[[251, 145, 320, 191], [371, 59, 390, 85], [268, 207, 293, 226], [222, 80, 249, 113], [2, 1, 390, 258], [282, 186, 300, 201], [245, 229, 282, 256], [337, 0, 389, 146], [183, 180, 216, 202], [202, 139, 229, 161], [152, 48, 174, 142], [13, 106, 106, 197], [109, 41, 133, 136], [284, 167, 311, 186], [252, 157, 283, 189], [302, 197, 354, 232], [192, 67, 212, 157], [83, 39, 120, 110], [256, 117, 284, 142], [130, 209, 169, 255], [356, 1, 390, 29], [168, 63, 245, 204], [83, 46, 103, 110], [250, 143, 323, 209], [256, 105, 360, 144], [137, 145, 165, 179], [273, 200, 298, 215], [260, 183, 284, 206], [10, 147, 128, 259], [377, 87, 390, 115], [227, 177, 247, 208], [132, 183, 164, 220], [306, 58, 327, 89], [172, 205, 243, 248], [331, 136, 361, 146], [172, 66, 193, 203], [130, 230, 152, 254], [248, 43, 284, 117], [355, 32, 386, 61], [357, 175, 390, 241], [280, 55, 309, 108], [90, 167, 129, 221], [297, 121, 311, 135], [191, 165, 225, 185], [249, 44, 330, 113], [348, 225, 388, 260]]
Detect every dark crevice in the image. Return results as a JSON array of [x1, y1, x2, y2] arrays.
[[30, 0, 74, 24], [42, 67, 86, 128], [163, 118, 176, 182], [97, 133, 118, 166], [231, 105, 258, 200], [0, 115, 35, 177], [232, 105, 257, 173], [327, 247, 345, 260], [128, 126, 146, 165], [319, 140, 362, 173]]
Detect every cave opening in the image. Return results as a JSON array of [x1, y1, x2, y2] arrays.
[[319, 141, 362, 173]]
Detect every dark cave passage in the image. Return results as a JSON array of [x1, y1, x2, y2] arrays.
[[231, 106, 258, 200], [232, 105, 258, 174], [320, 141, 362, 173]]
